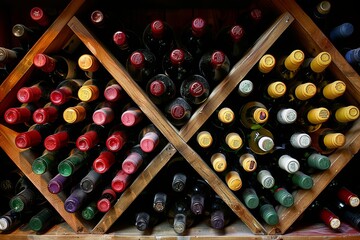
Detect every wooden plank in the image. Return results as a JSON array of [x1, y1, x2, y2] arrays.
[[0, 0, 86, 116], [0, 123, 90, 233]]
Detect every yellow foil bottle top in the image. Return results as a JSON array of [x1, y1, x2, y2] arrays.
[[63, 106, 86, 123], [253, 108, 268, 124], [267, 81, 286, 98], [197, 131, 213, 148], [78, 54, 100, 72], [218, 107, 235, 124], [307, 107, 330, 124], [225, 170, 242, 191], [335, 106, 360, 123], [78, 85, 100, 102], [323, 133, 346, 149], [284, 49, 305, 71], [210, 153, 227, 172], [225, 132, 243, 150], [258, 54, 276, 73], [239, 153, 257, 172], [295, 82, 317, 100], [310, 52, 332, 73], [322, 80, 346, 100]]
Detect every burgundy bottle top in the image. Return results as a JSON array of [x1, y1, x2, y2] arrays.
[[170, 49, 185, 65], [76, 131, 99, 151], [15, 130, 42, 148], [97, 188, 117, 212], [192, 17, 206, 37], [189, 81, 205, 97], [93, 150, 116, 174], [106, 131, 127, 152], [211, 51, 226, 67], [111, 169, 131, 192], [250, 8, 263, 22], [230, 25, 245, 42], [44, 132, 69, 151], [150, 20, 165, 38], [50, 87, 73, 105], [17, 86, 42, 103], [104, 84, 123, 102], [4, 107, 32, 124], [90, 10, 105, 26], [33, 53, 56, 72], [30, 7, 50, 27], [33, 106, 58, 124], [171, 104, 186, 119], [130, 51, 145, 69], [149, 80, 166, 96], [113, 31, 127, 46]]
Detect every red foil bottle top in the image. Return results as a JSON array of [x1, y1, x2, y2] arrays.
[[140, 132, 160, 153], [122, 152, 143, 174], [17, 86, 42, 103], [76, 131, 99, 151], [130, 51, 145, 69], [189, 81, 205, 97], [4, 107, 32, 124], [337, 187, 360, 207], [33, 106, 58, 124], [121, 108, 143, 127], [15, 130, 42, 148], [150, 20, 165, 38], [111, 169, 131, 192], [171, 105, 185, 119], [97, 188, 117, 213], [149, 80, 166, 96], [93, 151, 116, 174], [50, 87, 72, 105], [250, 8, 263, 22], [106, 131, 127, 152], [104, 84, 123, 102], [30, 7, 50, 27], [113, 31, 127, 46], [192, 17, 206, 37], [170, 49, 185, 65], [44, 132, 69, 151], [92, 107, 114, 125], [319, 208, 341, 229], [33, 53, 56, 72], [211, 51, 226, 67], [230, 25, 245, 42]]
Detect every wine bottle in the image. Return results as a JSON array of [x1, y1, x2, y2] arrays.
[[224, 167, 243, 192], [111, 169, 133, 193], [275, 49, 305, 81], [215, 24, 250, 66], [257, 195, 279, 226], [79, 169, 105, 194], [0, 47, 26, 75], [239, 101, 269, 130], [328, 199, 360, 231], [246, 53, 276, 86], [57, 147, 95, 177], [326, 180, 360, 208], [209, 150, 228, 173], [266, 183, 294, 208], [299, 51, 332, 84], [78, 53, 109, 79], [236, 79, 254, 98], [32, 148, 70, 175], [344, 47, 360, 66], [138, 123, 164, 153], [247, 127, 275, 155], [64, 185, 91, 213], [210, 106, 236, 131], [329, 22, 354, 48], [296, 103, 330, 133], [92, 100, 122, 126], [112, 29, 142, 66], [125, 48, 157, 87], [162, 48, 195, 85], [311, 1, 332, 32], [77, 78, 107, 103], [180, 17, 214, 63], [285, 80, 317, 109], [312, 79, 347, 105], [0, 209, 34, 233], [28, 207, 63, 233], [165, 155, 195, 193], [92, 148, 117, 174], [96, 185, 117, 213], [63, 101, 95, 124], [324, 103, 360, 132], [9, 183, 46, 213], [240, 180, 260, 210], [236, 7, 266, 42], [142, 19, 176, 60], [221, 126, 246, 154], [238, 152, 258, 173], [11, 23, 40, 51], [4, 102, 39, 126], [76, 123, 110, 151], [303, 199, 341, 230], [270, 148, 301, 174], [187, 178, 212, 215], [207, 194, 234, 230], [256, 80, 287, 108], [33, 53, 78, 82], [198, 50, 231, 88], [105, 123, 132, 152], [15, 123, 54, 149], [103, 78, 126, 102], [81, 201, 99, 221], [49, 79, 84, 105], [16, 80, 53, 104], [29, 6, 54, 28], [167, 194, 196, 234], [120, 104, 145, 127], [32, 102, 62, 125], [180, 74, 210, 105], [43, 122, 82, 151], [146, 73, 176, 106], [296, 148, 332, 174], [309, 127, 346, 155], [121, 144, 149, 175], [164, 97, 192, 127], [266, 105, 298, 130]]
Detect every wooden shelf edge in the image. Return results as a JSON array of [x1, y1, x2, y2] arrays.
[[0, 123, 91, 233]]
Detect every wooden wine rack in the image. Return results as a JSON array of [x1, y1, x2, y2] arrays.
[[0, 0, 359, 237]]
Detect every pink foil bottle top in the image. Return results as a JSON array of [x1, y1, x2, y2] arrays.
[[122, 151, 143, 174], [17, 86, 42, 103], [149, 80, 166, 96], [211, 51, 226, 67], [44, 132, 69, 151], [97, 188, 117, 213], [93, 150, 116, 174], [15, 130, 42, 148], [192, 17, 206, 37], [76, 131, 99, 151], [30, 7, 50, 27], [121, 107, 143, 127], [129, 51, 145, 69], [230, 25, 245, 42], [140, 132, 160, 153], [111, 169, 131, 192], [33, 53, 57, 73], [92, 107, 114, 125], [104, 84, 123, 102]]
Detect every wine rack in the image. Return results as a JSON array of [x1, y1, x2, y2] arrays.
[[0, 0, 359, 237]]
